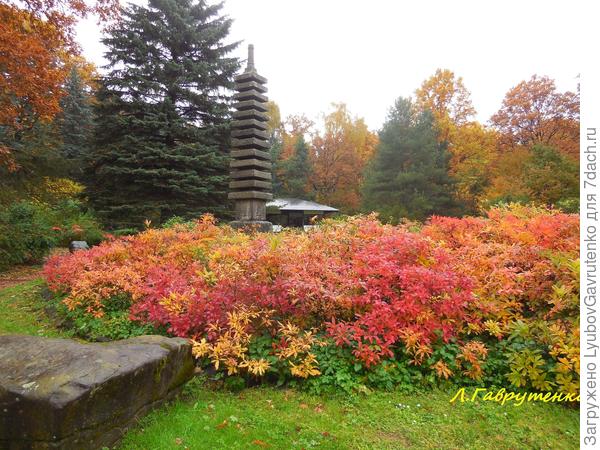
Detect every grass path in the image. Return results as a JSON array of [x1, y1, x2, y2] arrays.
[[0, 264, 43, 290], [0, 248, 69, 290], [0, 278, 68, 337], [0, 277, 580, 450]]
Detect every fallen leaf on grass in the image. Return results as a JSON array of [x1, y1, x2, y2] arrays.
[[216, 420, 228, 429], [252, 439, 270, 447], [314, 404, 324, 413], [175, 437, 183, 445], [299, 403, 308, 409]]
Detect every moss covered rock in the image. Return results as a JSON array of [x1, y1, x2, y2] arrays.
[[0, 335, 194, 449]]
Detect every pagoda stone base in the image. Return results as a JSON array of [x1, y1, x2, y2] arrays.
[[235, 198, 266, 219], [230, 220, 273, 233]]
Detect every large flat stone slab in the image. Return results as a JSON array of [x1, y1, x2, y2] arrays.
[[0, 335, 194, 450]]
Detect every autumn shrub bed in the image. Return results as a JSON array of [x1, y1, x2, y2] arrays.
[[43, 205, 579, 395]]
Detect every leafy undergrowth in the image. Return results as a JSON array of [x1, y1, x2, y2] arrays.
[[120, 377, 579, 450], [0, 278, 68, 337]]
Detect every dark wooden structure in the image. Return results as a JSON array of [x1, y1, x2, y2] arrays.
[[266, 198, 339, 228]]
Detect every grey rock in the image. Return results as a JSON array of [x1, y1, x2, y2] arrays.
[[0, 334, 194, 450], [68, 241, 89, 253]]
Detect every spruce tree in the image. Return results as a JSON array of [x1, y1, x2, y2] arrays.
[[58, 67, 93, 177], [362, 97, 461, 222], [87, 0, 239, 228], [269, 138, 285, 197], [281, 135, 311, 198]]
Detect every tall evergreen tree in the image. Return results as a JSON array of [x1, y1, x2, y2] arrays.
[[281, 135, 311, 198], [269, 138, 285, 197], [87, 0, 239, 228], [58, 67, 93, 177], [362, 97, 461, 222], [265, 102, 285, 197]]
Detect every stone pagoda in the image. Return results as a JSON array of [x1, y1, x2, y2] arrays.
[[228, 44, 273, 232]]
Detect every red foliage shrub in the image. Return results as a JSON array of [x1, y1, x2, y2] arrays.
[[43, 205, 580, 390]]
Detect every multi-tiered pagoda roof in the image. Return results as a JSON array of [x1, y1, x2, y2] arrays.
[[228, 45, 273, 231]]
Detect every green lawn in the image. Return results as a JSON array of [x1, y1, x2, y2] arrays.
[[0, 279, 580, 450], [120, 378, 579, 450], [0, 278, 67, 337]]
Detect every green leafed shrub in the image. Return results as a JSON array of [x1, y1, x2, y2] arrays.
[[0, 200, 104, 270], [0, 202, 56, 270], [47, 292, 159, 341]]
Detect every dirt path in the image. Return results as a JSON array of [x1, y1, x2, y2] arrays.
[[0, 265, 43, 290], [0, 248, 69, 290]]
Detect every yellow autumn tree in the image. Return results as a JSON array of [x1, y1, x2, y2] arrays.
[[450, 123, 497, 205], [280, 114, 314, 161], [415, 69, 495, 209], [265, 101, 282, 139], [309, 103, 377, 211], [415, 68, 475, 140]]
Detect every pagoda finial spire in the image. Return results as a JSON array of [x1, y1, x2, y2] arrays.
[[246, 44, 255, 72]]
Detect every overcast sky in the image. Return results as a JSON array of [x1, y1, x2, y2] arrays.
[[76, 0, 588, 130]]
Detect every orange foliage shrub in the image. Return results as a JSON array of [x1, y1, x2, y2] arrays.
[[44, 206, 579, 392]]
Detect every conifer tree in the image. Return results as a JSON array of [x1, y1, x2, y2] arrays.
[[87, 0, 239, 228], [266, 102, 285, 197], [269, 138, 285, 197], [281, 135, 311, 198], [58, 67, 93, 176], [362, 97, 461, 222]]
